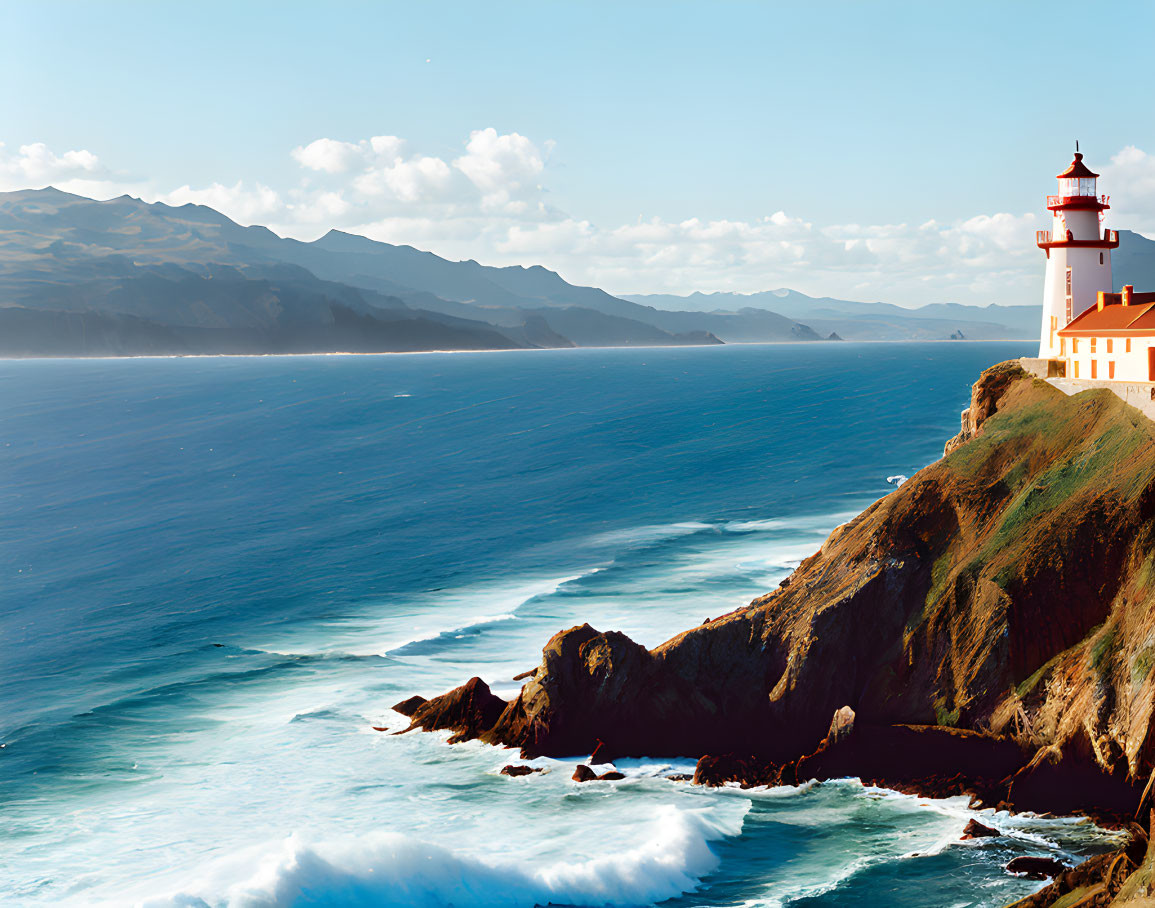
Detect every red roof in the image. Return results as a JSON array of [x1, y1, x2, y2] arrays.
[[1058, 298, 1155, 337], [1057, 152, 1099, 180]]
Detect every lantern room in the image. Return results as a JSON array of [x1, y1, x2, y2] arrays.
[[1047, 152, 1109, 212]]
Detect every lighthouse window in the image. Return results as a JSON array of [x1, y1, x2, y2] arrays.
[[1061, 177, 1096, 197], [1100, 253, 1104, 265]]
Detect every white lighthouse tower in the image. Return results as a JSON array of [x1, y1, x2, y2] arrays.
[[1037, 148, 1118, 357]]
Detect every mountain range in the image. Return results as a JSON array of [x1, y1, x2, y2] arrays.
[[3, 187, 1150, 356]]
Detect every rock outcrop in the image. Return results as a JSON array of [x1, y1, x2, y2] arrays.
[[397, 677, 506, 744], [406, 361, 1155, 887]]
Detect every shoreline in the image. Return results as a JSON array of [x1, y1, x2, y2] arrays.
[[0, 338, 1035, 362]]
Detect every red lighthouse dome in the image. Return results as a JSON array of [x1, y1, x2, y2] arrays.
[[1048, 152, 1109, 212]]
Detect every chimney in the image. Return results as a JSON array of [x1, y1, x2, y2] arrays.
[[1124, 284, 1134, 306]]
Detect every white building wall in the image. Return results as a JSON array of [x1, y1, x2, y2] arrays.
[[1038, 241, 1113, 358], [1062, 335, 1155, 383]]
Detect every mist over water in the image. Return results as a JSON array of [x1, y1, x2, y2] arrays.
[[0, 343, 1120, 906]]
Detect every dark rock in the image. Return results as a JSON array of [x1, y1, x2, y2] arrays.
[[961, 819, 1000, 839], [424, 363, 1155, 820], [1006, 856, 1070, 880], [500, 764, 543, 777], [666, 773, 694, 782], [392, 695, 427, 717], [512, 668, 537, 682], [597, 771, 625, 781], [397, 678, 506, 744], [572, 764, 597, 782], [693, 753, 779, 788], [370, 726, 389, 732]]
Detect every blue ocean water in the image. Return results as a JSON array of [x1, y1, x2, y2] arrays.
[[0, 342, 1121, 907]]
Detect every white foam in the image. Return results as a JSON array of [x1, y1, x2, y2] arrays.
[[584, 521, 715, 548], [143, 803, 748, 908]]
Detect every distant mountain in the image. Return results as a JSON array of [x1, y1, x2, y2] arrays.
[[1113, 229, 1155, 292], [0, 189, 735, 355], [2, 186, 1088, 356], [623, 289, 1040, 341]]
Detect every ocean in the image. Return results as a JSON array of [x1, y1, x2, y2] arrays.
[[0, 342, 1123, 907]]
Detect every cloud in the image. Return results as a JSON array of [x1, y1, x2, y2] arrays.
[[10, 134, 1151, 306], [156, 181, 283, 224], [0, 141, 104, 191], [352, 154, 453, 202], [291, 138, 369, 174], [452, 128, 546, 209], [1102, 146, 1155, 236]]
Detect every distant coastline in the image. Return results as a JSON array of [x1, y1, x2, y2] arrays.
[[0, 337, 1036, 362]]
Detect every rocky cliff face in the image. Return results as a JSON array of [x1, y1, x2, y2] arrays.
[[409, 361, 1155, 821]]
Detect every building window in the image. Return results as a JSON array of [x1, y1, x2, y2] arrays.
[[1091, 337, 1098, 353], [1061, 337, 1066, 355], [1110, 361, 1116, 379], [1107, 339, 1113, 353], [1091, 360, 1098, 379], [1074, 361, 1080, 378], [1128, 339, 1132, 353], [1073, 338, 1079, 354]]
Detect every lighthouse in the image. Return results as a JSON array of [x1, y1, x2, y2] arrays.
[[1037, 149, 1118, 357]]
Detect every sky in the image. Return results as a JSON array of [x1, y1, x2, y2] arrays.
[[3, 0, 1155, 307]]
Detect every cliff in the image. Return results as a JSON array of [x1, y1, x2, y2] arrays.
[[405, 360, 1155, 900]]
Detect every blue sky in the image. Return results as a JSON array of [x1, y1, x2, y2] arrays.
[[4, 1, 1155, 305]]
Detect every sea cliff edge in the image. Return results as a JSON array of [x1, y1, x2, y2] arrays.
[[401, 361, 1155, 906]]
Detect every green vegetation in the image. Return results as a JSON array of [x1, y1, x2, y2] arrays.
[[1132, 644, 1155, 687], [1091, 624, 1118, 675], [934, 698, 961, 727]]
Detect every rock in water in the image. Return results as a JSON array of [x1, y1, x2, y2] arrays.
[[391, 695, 427, 717], [961, 819, 1000, 839], [397, 678, 506, 744], [693, 753, 779, 788], [597, 771, 625, 781], [1006, 856, 1069, 880], [417, 361, 1155, 819], [572, 764, 597, 782], [500, 765, 543, 777]]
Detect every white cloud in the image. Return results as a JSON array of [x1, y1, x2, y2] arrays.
[[291, 138, 368, 174], [452, 128, 545, 209], [0, 141, 104, 190], [353, 154, 453, 202], [1102, 145, 1155, 236], [156, 181, 283, 224], [9, 134, 1155, 306]]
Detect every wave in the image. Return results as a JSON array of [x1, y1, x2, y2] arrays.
[[584, 521, 716, 549], [144, 803, 748, 908]]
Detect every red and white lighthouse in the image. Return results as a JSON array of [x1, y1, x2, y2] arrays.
[[1037, 149, 1119, 357]]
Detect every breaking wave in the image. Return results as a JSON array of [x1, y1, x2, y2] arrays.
[[144, 803, 748, 908]]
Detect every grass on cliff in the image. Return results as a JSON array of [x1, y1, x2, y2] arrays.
[[925, 384, 1155, 634]]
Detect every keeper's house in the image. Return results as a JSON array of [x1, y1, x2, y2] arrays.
[[1057, 285, 1155, 382]]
